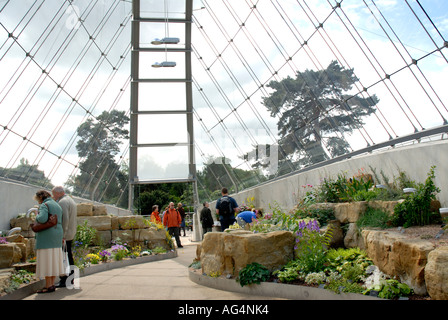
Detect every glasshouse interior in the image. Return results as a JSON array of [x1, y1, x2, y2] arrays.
[[0, 0, 447, 305]]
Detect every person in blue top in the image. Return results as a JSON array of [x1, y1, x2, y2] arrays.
[[236, 209, 263, 229]]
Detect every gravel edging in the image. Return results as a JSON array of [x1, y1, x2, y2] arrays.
[[188, 269, 380, 300], [0, 250, 178, 300]]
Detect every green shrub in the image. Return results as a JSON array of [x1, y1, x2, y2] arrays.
[[294, 206, 335, 227], [237, 263, 271, 287], [314, 171, 374, 203], [325, 247, 373, 281], [356, 206, 392, 229], [273, 260, 303, 283], [74, 220, 97, 248], [352, 189, 381, 201], [315, 173, 348, 203], [189, 260, 201, 269], [392, 166, 440, 228], [325, 278, 365, 294], [363, 279, 413, 299], [153, 246, 167, 254]]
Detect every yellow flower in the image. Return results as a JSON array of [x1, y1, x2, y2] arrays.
[[86, 253, 100, 264]]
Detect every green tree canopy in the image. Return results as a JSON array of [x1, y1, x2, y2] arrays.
[[134, 183, 194, 215], [66, 110, 129, 206], [262, 60, 379, 167]]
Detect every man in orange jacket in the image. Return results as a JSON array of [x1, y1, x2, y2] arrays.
[[163, 202, 183, 248]]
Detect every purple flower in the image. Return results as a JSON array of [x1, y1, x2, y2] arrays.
[[99, 250, 111, 257], [111, 244, 127, 252]]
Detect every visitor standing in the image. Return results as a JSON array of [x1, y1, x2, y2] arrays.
[[160, 206, 168, 224], [51, 186, 77, 288], [33, 190, 65, 293], [151, 205, 162, 224], [177, 203, 187, 237], [163, 202, 183, 248], [200, 202, 214, 237], [215, 187, 238, 231]]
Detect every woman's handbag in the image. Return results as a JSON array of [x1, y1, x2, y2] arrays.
[[30, 203, 57, 232]]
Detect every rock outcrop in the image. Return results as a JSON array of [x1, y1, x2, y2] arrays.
[[334, 201, 368, 223], [361, 229, 435, 295], [77, 216, 112, 231], [200, 230, 295, 276], [424, 246, 448, 300], [0, 244, 22, 268]]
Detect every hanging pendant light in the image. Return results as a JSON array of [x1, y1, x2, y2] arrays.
[[151, 37, 180, 45], [151, 0, 178, 68], [152, 61, 177, 68]]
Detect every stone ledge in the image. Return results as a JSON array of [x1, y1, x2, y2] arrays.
[[188, 269, 379, 300]]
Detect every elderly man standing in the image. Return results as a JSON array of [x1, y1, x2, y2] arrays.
[[52, 186, 77, 288]]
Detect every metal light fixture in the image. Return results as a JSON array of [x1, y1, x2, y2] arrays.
[[151, 61, 177, 68], [151, 37, 180, 45]]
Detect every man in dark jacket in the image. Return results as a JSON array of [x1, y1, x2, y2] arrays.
[[215, 188, 238, 231], [200, 202, 214, 238]]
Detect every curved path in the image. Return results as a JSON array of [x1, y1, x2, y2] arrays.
[[23, 232, 283, 300]]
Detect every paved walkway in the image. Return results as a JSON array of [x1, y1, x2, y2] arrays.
[[24, 231, 282, 300]]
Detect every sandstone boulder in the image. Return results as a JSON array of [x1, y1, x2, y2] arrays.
[[27, 238, 36, 258], [343, 223, 365, 249], [362, 229, 434, 295], [424, 246, 448, 300], [118, 216, 147, 230], [308, 203, 337, 211], [0, 269, 13, 294], [138, 228, 171, 250], [5, 235, 28, 262], [109, 228, 170, 250], [200, 230, 295, 276], [368, 200, 403, 216], [93, 205, 108, 216], [0, 244, 22, 268], [111, 230, 134, 245], [111, 216, 119, 230], [93, 230, 112, 246], [334, 201, 367, 223], [77, 216, 112, 231], [10, 216, 35, 232], [138, 228, 166, 242], [77, 203, 94, 216], [321, 220, 344, 248]]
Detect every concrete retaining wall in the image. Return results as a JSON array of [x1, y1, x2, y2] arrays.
[[228, 140, 448, 212]]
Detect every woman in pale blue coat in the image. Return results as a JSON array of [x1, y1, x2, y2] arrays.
[[33, 190, 65, 293]]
